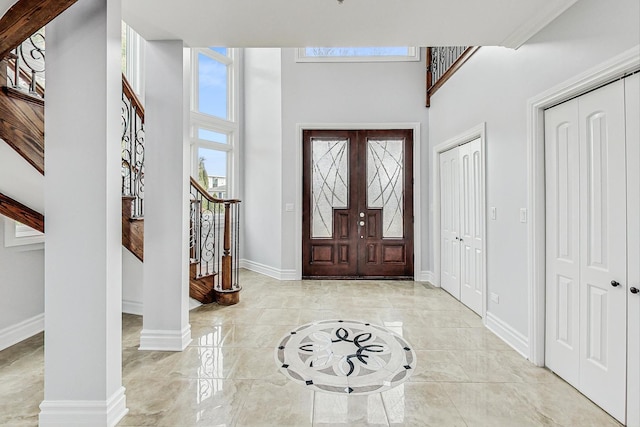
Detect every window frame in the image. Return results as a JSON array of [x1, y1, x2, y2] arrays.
[[122, 21, 145, 99], [190, 48, 241, 199], [295, 47, 420, 63]]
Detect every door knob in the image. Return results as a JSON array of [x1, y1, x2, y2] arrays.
[[359, 212, 365, 218], [611, 280, 620, 287], [631, 287, 639, 294], [359, 221, 365, 226]]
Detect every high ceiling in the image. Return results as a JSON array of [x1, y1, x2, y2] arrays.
[[122, 0, 580, 49]]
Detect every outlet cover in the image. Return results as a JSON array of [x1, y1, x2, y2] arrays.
[[519, 208, 527, 223]]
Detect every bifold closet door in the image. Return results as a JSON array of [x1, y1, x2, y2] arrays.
[[545, 79, 627, 423], [440, 138, 483, 315], [458, 138, 483, 315], [625, 73, 640, 427], [440, 147, 461, 299]]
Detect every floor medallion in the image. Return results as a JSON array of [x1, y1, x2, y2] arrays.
[[275, 319, 416, 395]]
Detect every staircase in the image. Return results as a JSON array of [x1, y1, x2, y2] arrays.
[[0, 21, 241, 305]]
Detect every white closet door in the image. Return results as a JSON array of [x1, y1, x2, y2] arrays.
[[545, 98, 581, 388], [625, 73, 640, 427], [578, 79, 627, 423], [440, 147, 461, 299], [459, 138, 483, 315]]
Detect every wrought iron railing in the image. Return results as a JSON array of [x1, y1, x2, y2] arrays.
[[190, 177, 241, 296], [426, 46, 479, 107], [5, 29, 45, 97], [121, 76, 145, 218]]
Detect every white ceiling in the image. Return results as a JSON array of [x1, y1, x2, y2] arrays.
[[122, 0, 580, 49]]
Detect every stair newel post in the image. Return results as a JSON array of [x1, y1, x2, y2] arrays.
[[221, 201, 232, 291]]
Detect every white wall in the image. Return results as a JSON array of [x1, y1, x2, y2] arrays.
[[0, 214, 44, 349], [0, 139, 44, 213], [428, 0, 640, 341], [279, 48, 430, 277], [242, 48, 284, 275], [122, 249, 143, 315]]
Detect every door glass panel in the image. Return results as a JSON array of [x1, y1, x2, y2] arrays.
[[367, 139, 404, 238], [311, 138, 349, 238]]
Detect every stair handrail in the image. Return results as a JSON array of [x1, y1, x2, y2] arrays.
[[426, 46, 480, 107], [189, 176, 241, 299]]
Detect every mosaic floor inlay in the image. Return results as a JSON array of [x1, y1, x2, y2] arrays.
[[275, 319, 416, 395]]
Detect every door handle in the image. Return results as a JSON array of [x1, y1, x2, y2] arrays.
[[631, 287, 639, 294], [611, 280, 620, 287], [359, 221, 365, 226]]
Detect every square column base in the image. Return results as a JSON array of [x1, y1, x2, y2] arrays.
[[39, 386, 128, 427], [139, 325, 192, 351]]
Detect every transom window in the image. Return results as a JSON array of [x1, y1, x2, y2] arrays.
[[190, 48, 239, 199], [296, 47, 419, 63]]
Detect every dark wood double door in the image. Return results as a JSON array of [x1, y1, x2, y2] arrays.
[[302, 129, 414, 278]]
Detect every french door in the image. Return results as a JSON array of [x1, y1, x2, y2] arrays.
[[439, 138, 484, 315], [302, 129, 414, 278]]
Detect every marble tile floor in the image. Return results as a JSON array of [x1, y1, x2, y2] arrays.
[[0, 270, 622, 426]]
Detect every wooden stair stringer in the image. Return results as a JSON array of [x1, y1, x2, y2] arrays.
[[189, 261, 217, 304], [0, 59, 44, 174]]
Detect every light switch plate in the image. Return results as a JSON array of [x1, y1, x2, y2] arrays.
[[490, 207, 497, 220], [285, 203, 294, 212]]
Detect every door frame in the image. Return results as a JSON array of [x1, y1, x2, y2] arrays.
[[526, 46, 640, 368], [295, 122, 422, 281], [432, 123, 487, 321]]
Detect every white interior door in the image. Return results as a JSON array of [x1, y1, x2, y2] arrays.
[[545, 79, 628, 424], [459, 138, 483, 315], [577, 80, 627, 423], [440, 147, 460, 299], [545, 98, 581, 388], [625, 73, 640, 427]]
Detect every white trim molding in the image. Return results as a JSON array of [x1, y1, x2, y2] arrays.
[[39, 386, 128, 427], [415, 270, 435, 284], [526, 45, 640, 366], [485, 312, 530, 358], [500, 0, 579, 49], [432, 123, 487, 319], [0, 313, 44, 351], [122, 300, 143, 316], [294, 122, 422, 281], [240, 259, 297, 281], [139, 325, 192, 351]]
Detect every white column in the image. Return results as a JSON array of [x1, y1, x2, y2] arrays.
[[40, 0, 127, 426], [139, 41, 191, 351]]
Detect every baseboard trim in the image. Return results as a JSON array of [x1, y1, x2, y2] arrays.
[[122, 300, 143, 316], [485, 311, 530, 358], [139, 325, 192, 351], [240, 259, 298, 280], [415, 270, 435, 284], [39, 386, 128, 427], [0, 313, 44, 351]]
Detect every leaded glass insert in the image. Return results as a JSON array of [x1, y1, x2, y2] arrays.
[[312, 138, 349, 238], [368, 139, 404, 238]]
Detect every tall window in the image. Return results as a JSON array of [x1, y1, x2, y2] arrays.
[[191, 48, 239, 199], [121, 21, 145, 97]]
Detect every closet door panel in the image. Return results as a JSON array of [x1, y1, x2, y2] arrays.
[[625, 73, 640, 427], [578, 79, 627, 423], [440, 148, 461, 299], [459, 138, 483, 315], [545, 99, 581, 386]]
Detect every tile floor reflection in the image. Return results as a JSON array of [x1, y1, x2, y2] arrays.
[[0, 270, 622, 426]]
